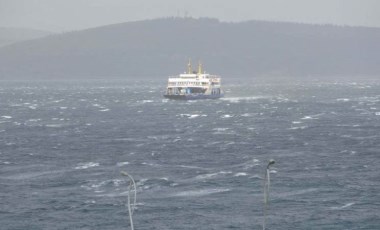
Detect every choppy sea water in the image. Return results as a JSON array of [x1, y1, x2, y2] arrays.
[[1, 78, 379, 229]]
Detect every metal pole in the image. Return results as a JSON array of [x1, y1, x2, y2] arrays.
[[263, 159, 275, 230], [121, 171, 136, 230]]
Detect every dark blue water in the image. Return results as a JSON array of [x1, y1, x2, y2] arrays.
[[1, 78, 379, 229]]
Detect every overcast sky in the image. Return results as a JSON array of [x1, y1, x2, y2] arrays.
[[1, 0, 380, 32]]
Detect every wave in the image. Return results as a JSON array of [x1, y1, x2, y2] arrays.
[[221, 114, 233, 118], [276, 188, 319, 198], [141, 162, 162, 167], [177, 165, 205, 169], [289, 126, 308, 130], [116, 162, 129, 167], [45, 124, 64, 128], [234, 172, 248, 177], [178, 114, 207, 119], [172, 188, 230, 197], [221, 96, 265, 103], [331, 202, 355, 210], [194, 171, 232, 180], [75, 162, 99, 170]]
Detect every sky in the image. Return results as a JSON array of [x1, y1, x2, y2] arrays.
[[1, 0, 380, 32]]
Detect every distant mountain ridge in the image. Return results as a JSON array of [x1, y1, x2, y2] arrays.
[[0, 18, 379, 79], [0, 27, 52, 47]]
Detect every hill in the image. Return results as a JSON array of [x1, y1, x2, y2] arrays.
[[0, 18, 379, 79], [0, 27, 52, 47]]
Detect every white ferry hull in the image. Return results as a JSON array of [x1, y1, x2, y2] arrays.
[[164, 93, 223, 100]]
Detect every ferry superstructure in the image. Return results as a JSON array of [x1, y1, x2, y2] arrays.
[[164, 61, 223, 100]]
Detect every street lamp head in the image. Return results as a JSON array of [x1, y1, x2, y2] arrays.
[[267, 159, 275, 168], [121, 171, 129, 176]]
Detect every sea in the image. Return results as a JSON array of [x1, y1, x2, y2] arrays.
[[1, 77, 379, 230]]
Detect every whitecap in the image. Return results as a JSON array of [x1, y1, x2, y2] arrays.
[[179, 114, 202, 119], [289, 126, 308, 130], [221, 96, 264, 103], [375, 112, 380, 116], [234, 172, 248, 177], [195, 171, 231, 180], [86, 179, 124, 190], [1, 116, 12, 119], [213, 129, 236, 135], [195, 173, 219, 180], [277, 188, 318, 198], [112, 179, 124, 187], [188, 114, 200, 119], [28, 118, 41, 122], [172, 188, 230, 197], [337, 98, 350, 102], [240, 159, 260, 170], [116, 162, 129, 167], [141, 162, 161, 167], [90, 180, 108, 188], [45, 124, 63, 128], [99, 109, 110, 112], [213, 128, 229, 131], [221, 114, 233, 118], [172, 138, 181, 143], [241, 113, 252, 117], [142, 100, 153, 103], [178, 165, 204, 169], [331, 202, 355, 210], [75, 162, 100, 169], [84, 200, 96, 204]]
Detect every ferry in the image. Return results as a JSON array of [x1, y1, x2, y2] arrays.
[[164, 60, 223, 100]]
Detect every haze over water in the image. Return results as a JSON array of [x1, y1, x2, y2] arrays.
[[1, 77, 379, 229]]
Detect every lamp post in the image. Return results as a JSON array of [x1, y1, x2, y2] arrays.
[[121, 171, 137, 230], [263, 159, 275, 230]]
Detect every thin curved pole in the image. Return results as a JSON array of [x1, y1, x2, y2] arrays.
[[121, 171, 137, 230], [263, 159, 275, 230]]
